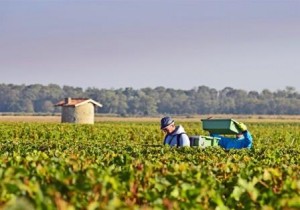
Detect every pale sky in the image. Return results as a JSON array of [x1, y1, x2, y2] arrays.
[[1, 0, 300, 92]]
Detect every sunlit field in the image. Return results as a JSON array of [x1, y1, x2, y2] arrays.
[[0, 115, 299, 209]]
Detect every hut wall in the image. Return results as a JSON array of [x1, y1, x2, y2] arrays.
[[74, 103, 95, 124], [61, 107, 76, 123]]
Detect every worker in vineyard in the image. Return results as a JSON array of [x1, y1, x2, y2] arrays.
[[160, 116, 190, 147], [210, 121, 253, 150]]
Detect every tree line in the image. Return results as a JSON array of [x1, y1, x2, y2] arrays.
[[0, 83, 299, 115]]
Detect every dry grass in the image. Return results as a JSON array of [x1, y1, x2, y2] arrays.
[[1, 114, 300, 123], [0, 116, 61, 123]]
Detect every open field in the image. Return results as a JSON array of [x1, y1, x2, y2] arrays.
[[1, 114, 300, 123]]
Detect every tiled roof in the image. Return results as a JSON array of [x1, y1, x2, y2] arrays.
[[55, 98, 102, 107]]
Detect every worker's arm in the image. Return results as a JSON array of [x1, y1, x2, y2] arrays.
[[241, 131, 253, 149]]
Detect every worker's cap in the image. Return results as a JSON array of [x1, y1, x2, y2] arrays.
[[160, 116, 174, 129]]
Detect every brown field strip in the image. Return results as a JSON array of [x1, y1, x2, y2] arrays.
[[1, 115, 300, 123]]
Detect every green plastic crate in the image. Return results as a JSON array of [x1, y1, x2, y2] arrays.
[[189, 135, 220, 148], [201, 119, 240, 134]]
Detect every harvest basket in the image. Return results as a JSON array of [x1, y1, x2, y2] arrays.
[[189, 135, 220, 148], [201, 119, 240, 134]]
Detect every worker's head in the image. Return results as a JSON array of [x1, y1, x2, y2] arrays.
[[161, 116, 176, 134]]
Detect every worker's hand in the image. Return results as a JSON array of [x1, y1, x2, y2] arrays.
[[237, 122, 247, 132]]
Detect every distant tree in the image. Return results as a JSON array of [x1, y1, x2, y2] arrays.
[[63, 86, 85, 98], [20, 99, 34, 113], [1, 83, 300, 115], [41, 100, 55, 113]]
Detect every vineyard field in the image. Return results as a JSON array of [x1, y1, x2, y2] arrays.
[[0, 120, 299, 210]]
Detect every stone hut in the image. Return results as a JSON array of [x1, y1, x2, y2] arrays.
[[55, 97, 102, 124]]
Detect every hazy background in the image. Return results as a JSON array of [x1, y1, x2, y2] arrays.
[[1, 0, 300, 92]]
